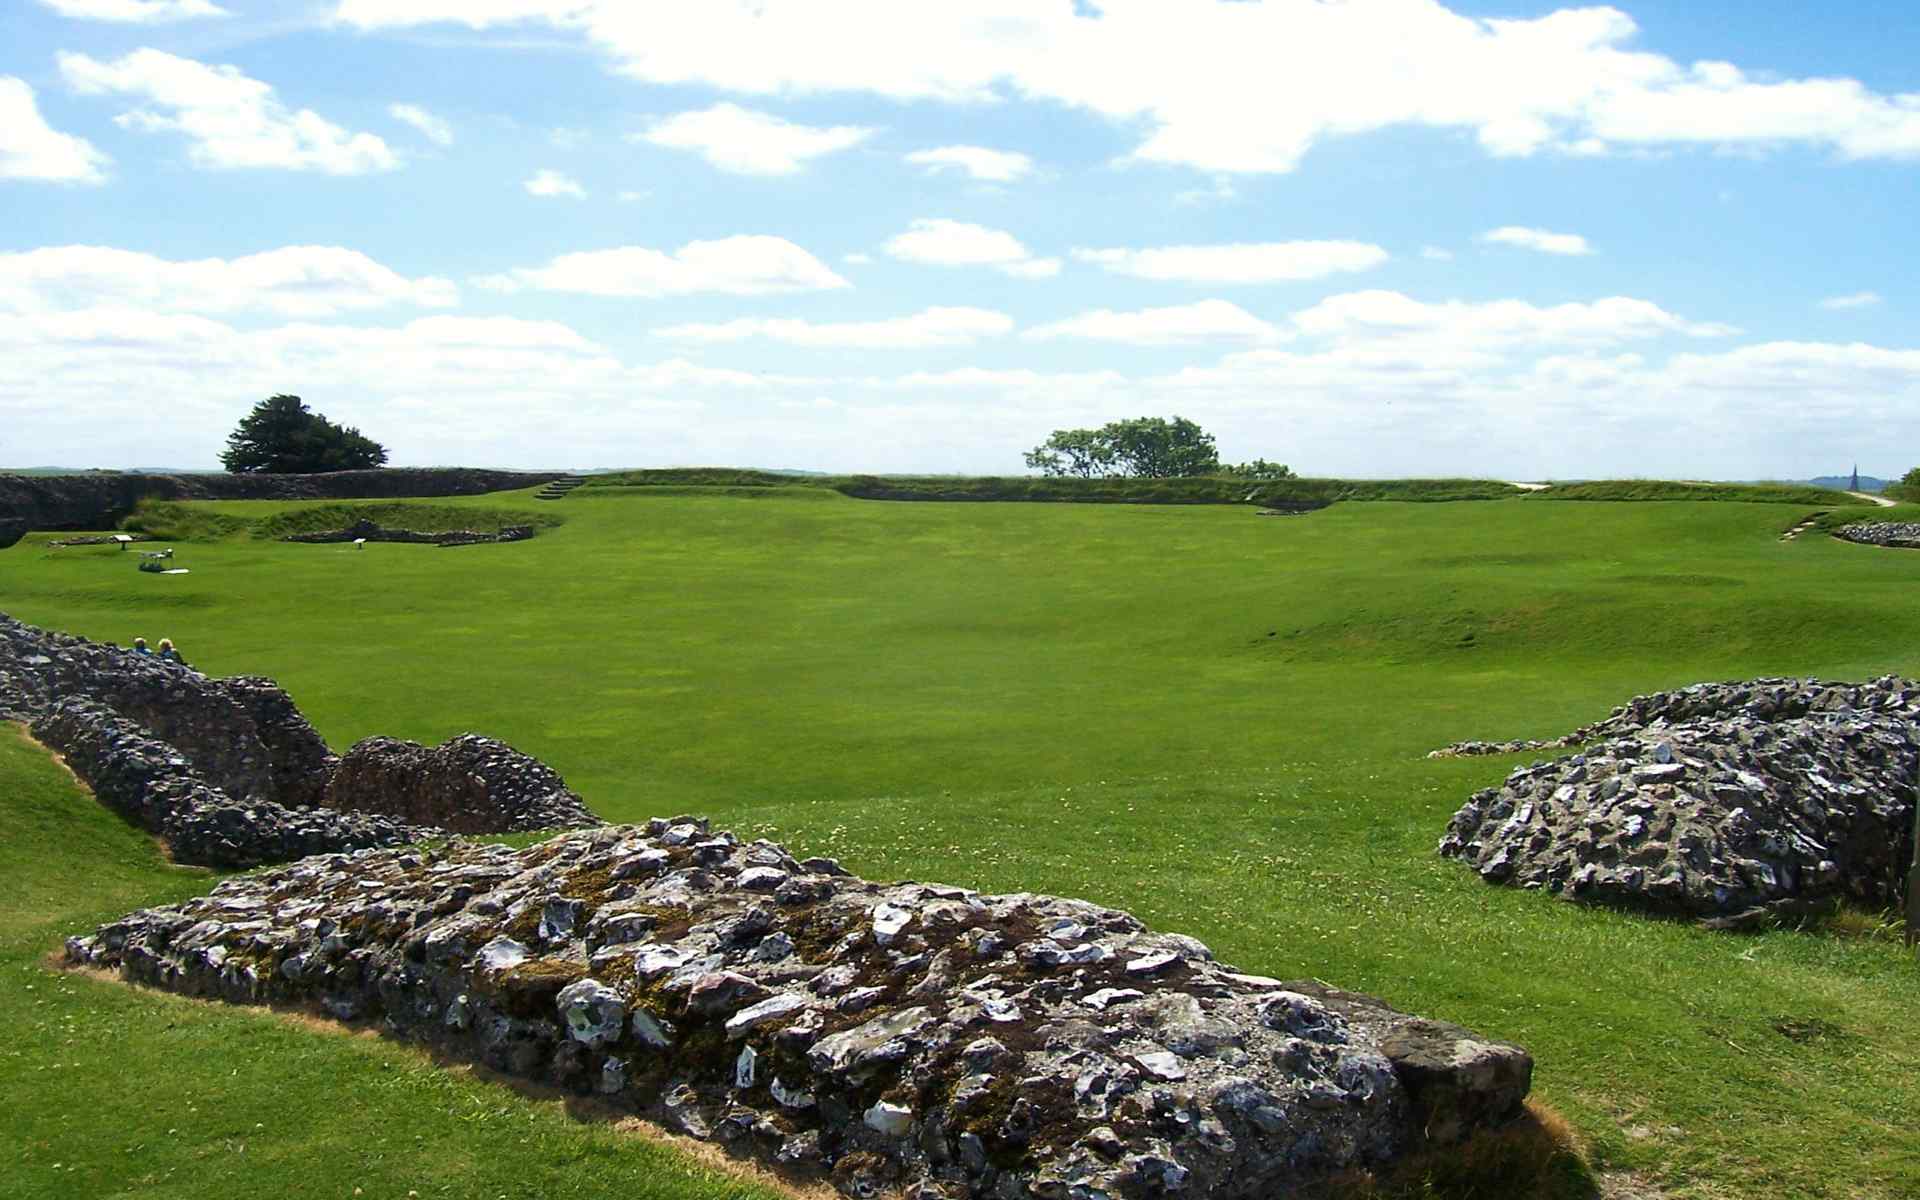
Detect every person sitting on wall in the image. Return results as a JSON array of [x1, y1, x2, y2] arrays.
[[158, 638, 185, 666], [131, 637, 150, 655]]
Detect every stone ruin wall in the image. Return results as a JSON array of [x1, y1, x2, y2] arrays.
[[0, 612, 601, 867], [1435, 677, 1919, 927], [68, 819, 1533, 1200]]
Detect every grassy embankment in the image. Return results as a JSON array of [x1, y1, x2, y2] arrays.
[[1, 483, 1917, 1199]]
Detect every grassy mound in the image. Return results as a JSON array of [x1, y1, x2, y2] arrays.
[[1529, 480, 1872, 505], [583, 468, 1522, 505], [2, 490, 1917, 1198], [122, 499, 563, 542]]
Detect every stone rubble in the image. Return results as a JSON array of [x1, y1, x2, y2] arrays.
[[1437, 677, 1919, 926], [33, 698, 427, 868], [325, 734, 601, 834], [1, 611, 602, 866], [69, 818, 1532, 1199], [1834, 522, 1920, 550]]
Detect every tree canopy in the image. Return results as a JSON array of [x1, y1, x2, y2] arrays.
[[1024, 416, 1291, 480], [220, 395, 388, 474]]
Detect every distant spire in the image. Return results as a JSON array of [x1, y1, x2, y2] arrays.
[[1852, 463, 1860, 491]]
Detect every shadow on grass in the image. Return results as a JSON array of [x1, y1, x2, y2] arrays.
[[1321, 1102, 1605, 1200]]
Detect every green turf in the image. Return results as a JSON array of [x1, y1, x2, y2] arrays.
[[2, 485, 1917, 1199]]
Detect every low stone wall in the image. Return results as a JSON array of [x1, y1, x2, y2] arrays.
[[0, 518, 24, 549], [282, 518, 536, 547], [69, 818, 1531, 1199], [0, 468, 562, 533], [325, 734, 601, 833], [32, 699, 426, 868], [1835, 522, 1920, 549], [1437, 677, 1919, 926], [2, 611, 605, 863]]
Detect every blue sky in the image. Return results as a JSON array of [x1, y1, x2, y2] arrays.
[[2, 1, 1916, 478]]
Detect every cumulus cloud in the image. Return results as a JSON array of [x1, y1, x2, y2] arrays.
[[475, 236, 849, 297], [638, 103, 872, 175], [59, 49, 399, 174], [1072, 241, 1388, 284], [1291, 290, 1736, 347], [0, 245, 457, 317], [524, 168, 585, 197], [389, 103, 453, 146], [39, 0, 228, 20], [1023, 299, 1281, 345], [1420, 246, 1455, 261], [882, 219, 1059, 278], [1818, 291, 1882, 311], [1481, 226, 1594, 256], [904, 145, 1033, 182], [330, 1, 1920, 173], [657, 306, 1013, 349], [0, 77, 110, 183]]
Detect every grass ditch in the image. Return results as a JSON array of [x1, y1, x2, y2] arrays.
[[1526, 480, 1873, 505]]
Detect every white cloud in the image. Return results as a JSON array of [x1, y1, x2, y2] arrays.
[[1481, 226, 1594, 256], [0, 77, 109, 184], [59, 49, 398, 174], [476, 236, 849, 297], [1024, 299, 1281, 345], [1819, 291, 1882, 311], [0, 245, 457, 317], [524, 168, 585, 198], [39, 0, 228, 20], [882, 218, 1059, 278], [1072, 241, 1388, 284], [1290, 290, 1736, 347], [638, 103, 872, 175], [389, 103, 453, 146], [330, 1, 1920, 173], [904, 145, 1033, 182], [657, 306, 1013, 349], [1420, 246, 1455, 261]]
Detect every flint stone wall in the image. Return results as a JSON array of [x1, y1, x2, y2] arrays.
[[1437, 677, 1919, 926], [70, 818, 1530, 1199], [325, 734, 601, 834], [1835, 523, 1920, 550], [0, 468, 562, 534], [2, 612, 605, 863], [283, 518, 536, 547], [33, 699, 427, 867]]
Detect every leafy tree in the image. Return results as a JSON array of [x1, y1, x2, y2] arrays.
[[220, 395, 389, 474], [1025, 416, 1221, 478], [1222, 458, 1295, 480]]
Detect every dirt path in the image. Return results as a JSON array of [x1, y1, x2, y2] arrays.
[[1849, 491, 1898, 508]]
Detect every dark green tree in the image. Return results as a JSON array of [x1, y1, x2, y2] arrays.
[[1025, 416, 1221, 478], [220, 395, 388, 474], [1221, 458, 1294, 480]]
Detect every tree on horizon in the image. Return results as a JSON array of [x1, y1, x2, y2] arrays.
[[220, 395, 389, 474]]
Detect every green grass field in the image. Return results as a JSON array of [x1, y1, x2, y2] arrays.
[[3, 485, 1918, 1199]]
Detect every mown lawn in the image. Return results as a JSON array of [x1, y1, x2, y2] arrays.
[[1, 487, 1917, 1199]]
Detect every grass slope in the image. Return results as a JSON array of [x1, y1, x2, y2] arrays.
[[2, 485, 1917, 1198]]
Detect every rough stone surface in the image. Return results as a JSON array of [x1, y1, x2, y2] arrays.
[[283, 518, 536, 547], [2, 611, 604, 864], [1834, 522, 1920, 550], [0, 517, 24, 549], [1437, 677, 1919, 925], [32, 699, 427, 867], [0, 468, 562, 534], [325, 734, 600, 834], [71, 819, 1530, 1199]]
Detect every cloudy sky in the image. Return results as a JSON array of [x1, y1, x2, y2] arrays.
[[2, 1, 1916, 477]]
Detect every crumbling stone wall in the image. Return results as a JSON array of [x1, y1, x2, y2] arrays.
[[325, 734, 600, 833], [1437, 677, 1919, 926], [2, 612, 604, 862], [69, 818, 1532, 1199], [282, 518, 537, 547], [32, 699, 425, 868], [1835, 522, 1920, 550], [0, 468, 562, 534]]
